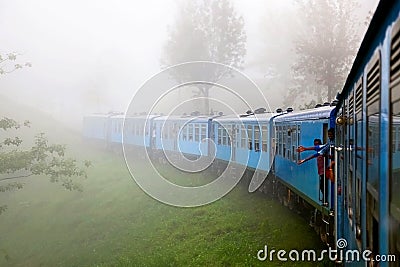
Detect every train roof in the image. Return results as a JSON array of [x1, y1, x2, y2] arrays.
[[274, 106, 335, 122], [124, 114, 161, 120], [214, 112, 279, 123], [152, 115, 219, 123]]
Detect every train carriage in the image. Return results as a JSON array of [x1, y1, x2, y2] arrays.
[[334, 1, 400, 265], [123, 115, 159, 148], [273, 106, 336, 210], [83, 114, 110, 141], [83, 113, 123, 146], [152, 115, 212, 157], [212, 113, 277, 174]]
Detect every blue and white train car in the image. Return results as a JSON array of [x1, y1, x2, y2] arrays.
[[123, 115, 159, 148], [333, 1, 400, 264], [212, 113, 277, 173], [83, 114, 110, 141], [152, 116, 213, 157], [273, 106, 335, 210], [83, 113, 125, 144]]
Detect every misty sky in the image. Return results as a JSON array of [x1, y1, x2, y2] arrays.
[[0, 0, 379, 127]]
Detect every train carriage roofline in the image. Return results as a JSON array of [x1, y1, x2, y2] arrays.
[[152, 115, 218, 124], [273, 105, 335, 123], [213, 112, 280, 124]]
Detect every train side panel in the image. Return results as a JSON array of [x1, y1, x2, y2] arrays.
[[275, 119, 330, 207]]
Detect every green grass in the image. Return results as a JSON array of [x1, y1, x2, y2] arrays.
[[0, 141, 328, 267]]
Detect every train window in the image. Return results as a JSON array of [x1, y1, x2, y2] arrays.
[[277, 126, 282, 156], [201, 124, 206, 141], [254, 126, 260, 151], [220, 125, 225, 145], [188, 124, 193, 141], [226, 126, 230, 146], [219, 125, 226, 145], [286, 126, 292, 160], [219, 125, 223, 145], [366, 52, 381, 192], [241, 125, 247, 148], [163, 123, 168, 139], [226, 124, 232, 146], [169, 123, 174, 139], [247, 125, 253, 150], [297, 125, 300, 154], [181, 125, 187, 140], [194, 124, 200, 142], [355, 78, 363, 229], [262, 125, 268, 152], [282, 126, 287, 158], [291, 126, 297, 162], [217, 124, 222, 145], [172, 123, 177, 139], [235, 126, 240, 148], [219, 125, 224, 145], [349, 86, 362, 230]]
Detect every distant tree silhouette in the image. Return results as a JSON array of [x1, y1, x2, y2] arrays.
[[285, 0, 361, 106], [0, 52, 31, 75], [161, 0, 246, 114]]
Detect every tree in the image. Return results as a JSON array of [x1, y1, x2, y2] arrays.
[[0, 52, 31, 75], [161, 0, 246, 114], [285, 0, 361, 106], [0, 118, 91, 214], [0, 53, 90, 214]]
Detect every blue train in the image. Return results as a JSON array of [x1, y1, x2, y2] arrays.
[[83, 1, 400, 265]]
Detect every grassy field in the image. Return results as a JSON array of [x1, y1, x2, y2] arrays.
[[0, 139, 329, 266]]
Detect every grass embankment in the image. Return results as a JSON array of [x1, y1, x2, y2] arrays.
[[0, 140, 327, 266]]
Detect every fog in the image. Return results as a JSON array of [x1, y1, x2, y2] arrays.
[[0, 0, 379, 128]]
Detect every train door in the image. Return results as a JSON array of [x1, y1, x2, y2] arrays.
[[366, 51, 381, 261], [321, 122, 329, 206], [344, 87, 360, 248], [336, 103, 346, 243], [228, 124, 235, 161], [352, 80, 364, 247], [207, 119, 214, 158], [232, 124, 239, 162], [338, 77, 366, 253]]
